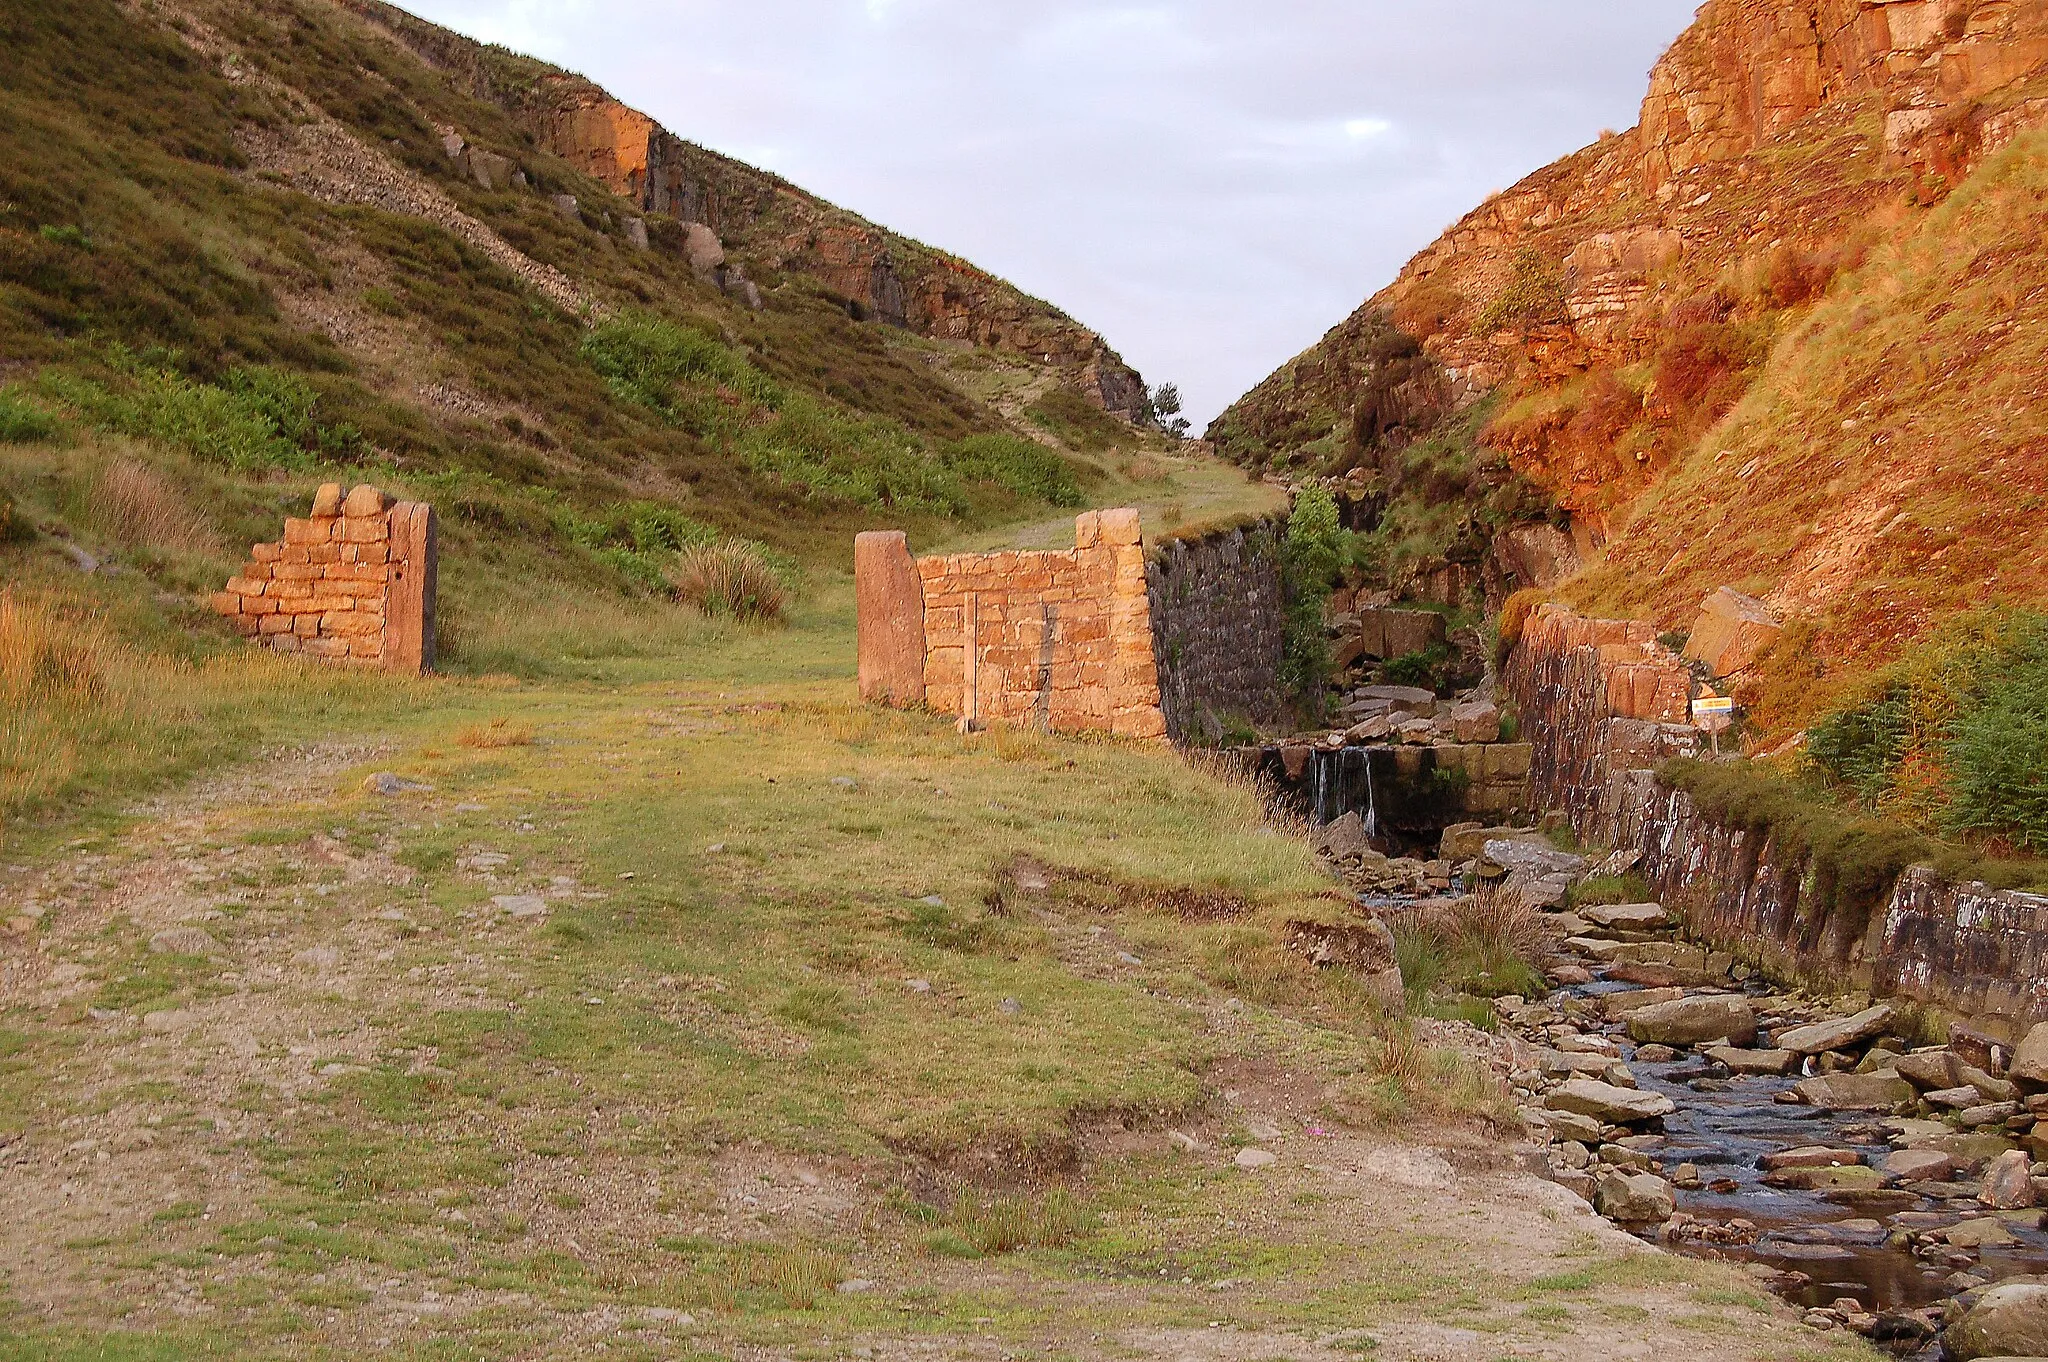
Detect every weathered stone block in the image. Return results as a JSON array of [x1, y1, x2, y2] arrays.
[[343, 485, 390, 518], [384, 502, 436, 674], [251, 542, 282, 563], [302, 637, 349, 659], [310, 483, 343, 517], [225, 577, 267, 597]]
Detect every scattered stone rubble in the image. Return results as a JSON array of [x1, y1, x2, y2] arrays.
[[1298, 786, 2048, 1354], [1474, 840, 2048, 1353]]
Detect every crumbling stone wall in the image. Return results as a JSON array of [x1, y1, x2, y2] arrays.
[[1505, 602, 2048, 1025], [858, 510, 1166, 739], [1146, 519, 1285, 743], [210, 483, 437, 674]]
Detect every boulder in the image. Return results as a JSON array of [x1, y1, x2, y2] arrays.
[[1682, 587, 1781, 679], [1580, 903, 1670, 930], [1761, 1146, 1863, 1171], [1703, 1045, 1797, 1075], [1315, 812, 1373, 861], [1901, 1131, 2015, 1173], [1930, 1085, 1987, 1109], [1595, 1171, 1675, 1223], [1882, 1148, 1954, 1181], [683, 222, 726, 274], [1943, 1282, 2048, 1360], [1791, 1071, 1913, 1110], [1982, 1149, 2038, 1210], [1626, 995, 1758, 1047], [1944, 1216, 2018, 1249], [1352, 684, 1436, 718], [1961, 1063, 2021, 1103], [1545, 1078, 1676, 1124], [1773, 1004, 1894, 1056], [1546, 1109, 1604, 1144], [1765, 1164, 1883, 1191], [1446, 700, 1501, 743], [1483, 840, 1588, 878], [1441, 823, 1540, 860], [1895, 1049, 1964, 1090], [2011, 1021, 2048, 1086], [1603, 987, 1685, 1019]]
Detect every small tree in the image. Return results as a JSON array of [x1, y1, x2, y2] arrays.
[[1151, 382, 1191, 440]]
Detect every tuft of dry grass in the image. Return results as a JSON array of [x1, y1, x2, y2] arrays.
[[87, 455, 219, 554], [455, 717, 534, 748], [0, 585, 110, 704], [665, 541, 785, 621]]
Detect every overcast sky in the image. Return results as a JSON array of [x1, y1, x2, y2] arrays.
[[402, 1, 1700, 423]]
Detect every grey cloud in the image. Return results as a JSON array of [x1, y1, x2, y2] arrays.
[[404, 0, 1699, 421]]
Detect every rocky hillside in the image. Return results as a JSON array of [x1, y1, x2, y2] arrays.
[[0, 0, 1151, 565], [332, 0, 1149, 420], [1212, 0, 2048, 688]]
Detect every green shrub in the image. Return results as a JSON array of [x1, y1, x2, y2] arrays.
[[580, 313, 782, 417], [1279, 485, 1349, 707], [1944, 619, 2048, 849], [1475, 248, 1568, 334], [39, 360, 356, 470], [737, 392, 963, 514], [939, 433, 1083, 506], [0, 389, 57, 443], [1808, 686, 1912, 807], [1023, 387, 1131, 453]]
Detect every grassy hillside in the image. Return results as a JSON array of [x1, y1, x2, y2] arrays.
[[1570, 128, 2048, 684], [0, 0, 1159, 566]]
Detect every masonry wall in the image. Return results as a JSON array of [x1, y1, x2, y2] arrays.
[[1503, 601, 2048, 1028], [920, 509, 1165, 738], [858, 510, 1167, 739], [1146, 519, 1285, 744], [210, 482, 437, 674]]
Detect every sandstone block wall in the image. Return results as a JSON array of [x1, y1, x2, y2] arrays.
[[858, 510, 1168, 739], [210, 483, 437, 674], [1146, 520, 1285, 743], [1504, 601, 2048, 1026], [921, 510, 1165, 738]]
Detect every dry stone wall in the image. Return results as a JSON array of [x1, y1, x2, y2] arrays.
[[210, 483, 437, 674], [1505, 602, 2048, 1027], [1146, 520, 1286, 744]]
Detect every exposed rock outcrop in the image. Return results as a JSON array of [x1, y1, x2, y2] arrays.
[[1212, 0, 2048, 612]]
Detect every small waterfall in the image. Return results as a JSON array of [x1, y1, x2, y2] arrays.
[[1362, 750, 1378, 841]]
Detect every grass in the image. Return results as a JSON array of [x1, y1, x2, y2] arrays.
[[1569, 126, 2048, 698], [666, 541, 787, 621]]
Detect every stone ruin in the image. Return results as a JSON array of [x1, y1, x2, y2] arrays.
[[857, 509, 1168, 739], [209, 482, 437, 674], [857, 509, 1291, 743]]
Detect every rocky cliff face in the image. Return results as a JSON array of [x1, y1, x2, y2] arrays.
[[1213, 0, 2048, 623], [337, 0, 1149, 420]]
